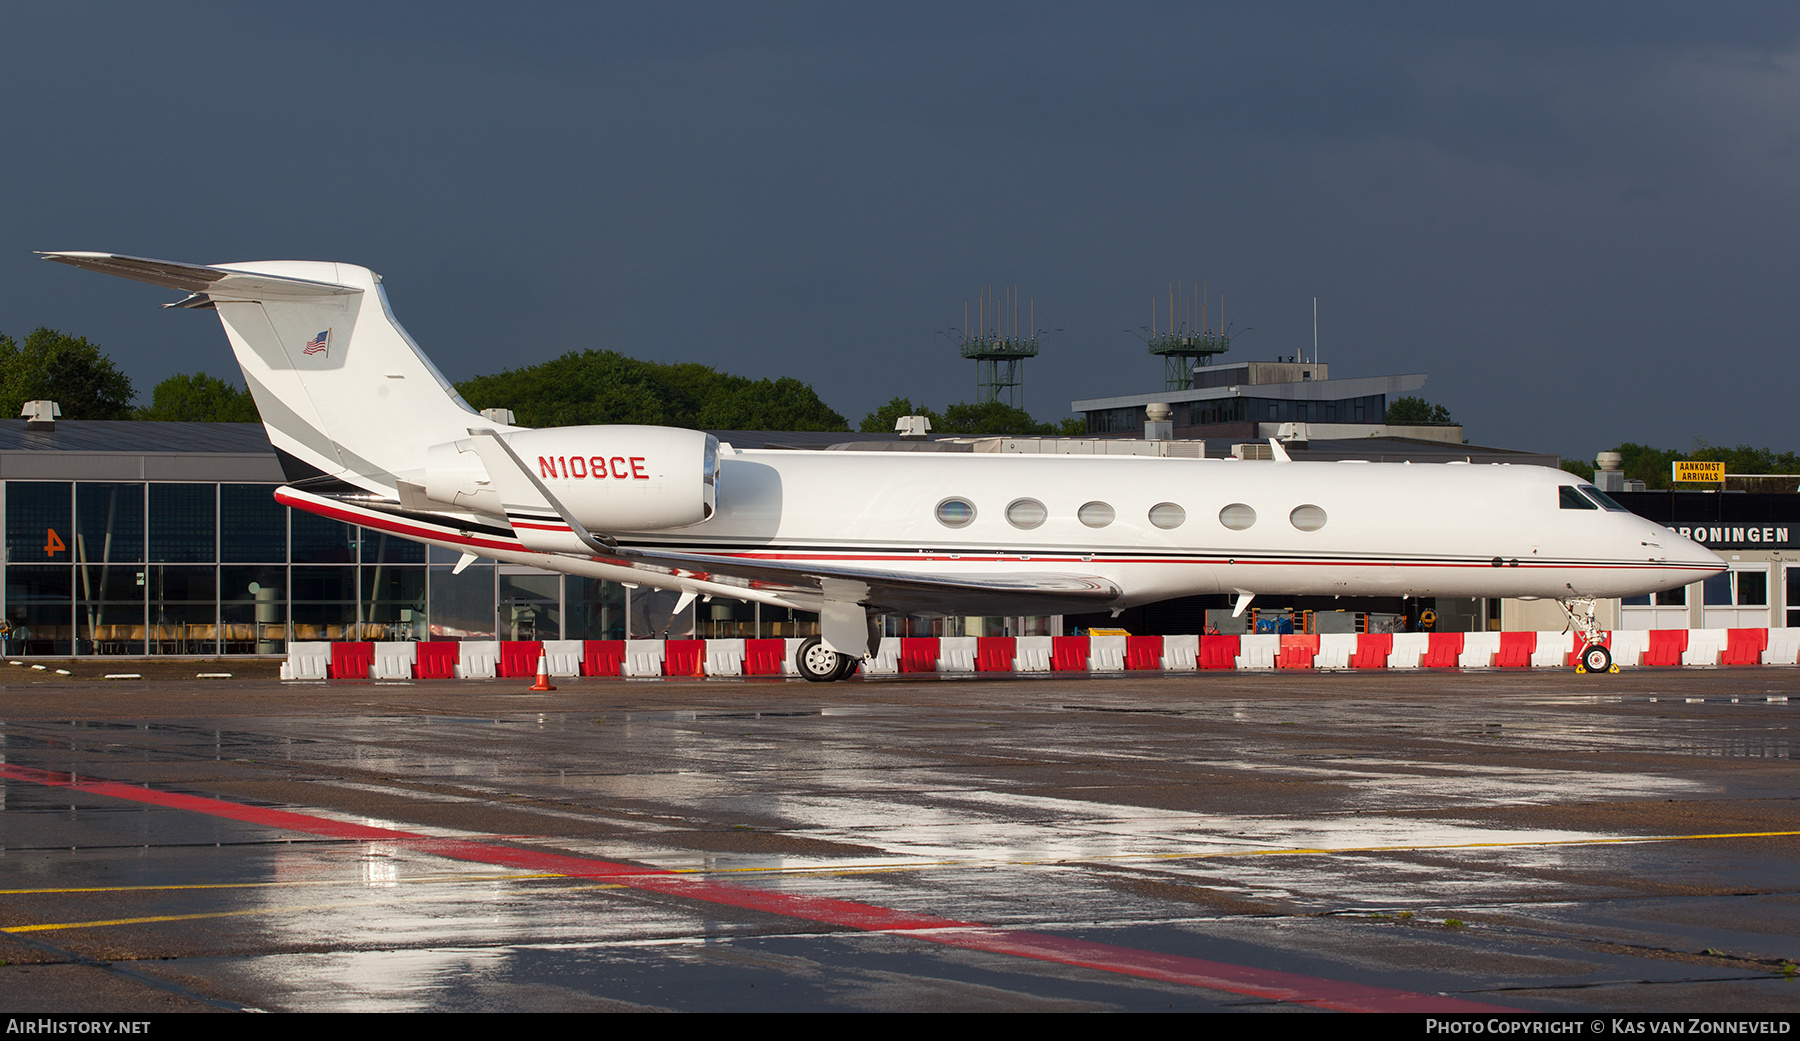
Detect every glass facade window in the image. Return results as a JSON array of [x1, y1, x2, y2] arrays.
[[629, 587, 694, 639], [76, 552, 147, 656], [567, 577, 626, 641], [149, 566, 218, 656], [292, 510, 356, 564], [76, 483, 145, 565], [6, 564, 74, 655], [700, 597, 757, 639], [150, 484, 216, 562], [428, 563, 497, 639], [291, 566, 358, 641], [499, 571, 559, 641], [760, 605, 819, 639], [1624, 587, 1686, 607], [362, 529, 426, 564], [1704, 569, 1769, 608], [1, 478, 754, 656], [221, 566, 285, 654], [221, 484, 286, 563], [362, 566, 426, 641], [7, 482, 72, 564]]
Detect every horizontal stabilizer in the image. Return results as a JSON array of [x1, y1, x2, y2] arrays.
[[38, 252, 359, 302]]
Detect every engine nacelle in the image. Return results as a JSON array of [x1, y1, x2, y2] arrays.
[[424, 425, 717, 532]]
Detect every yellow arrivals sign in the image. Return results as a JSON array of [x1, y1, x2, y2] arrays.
[[1672, 461, 1725, 483]]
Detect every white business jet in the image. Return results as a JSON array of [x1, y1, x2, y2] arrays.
[[43, 253, 1723, 679]]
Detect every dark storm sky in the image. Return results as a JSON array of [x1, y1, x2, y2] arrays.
[[4, 3, 1796, 458]]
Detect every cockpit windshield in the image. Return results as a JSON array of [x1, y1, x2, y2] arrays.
[[1559, 486, 1597, 510], [1579, 485, 1630, 512], [1560, 484, 1629, 512]]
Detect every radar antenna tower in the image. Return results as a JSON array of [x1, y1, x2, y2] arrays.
[[1143, 281, 1231, 391], [956, 285, 1043, 409]]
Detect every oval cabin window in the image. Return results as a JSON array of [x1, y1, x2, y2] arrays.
[[1078, 501, 1115, 528], [1219, 503, 1256, 530], [1006, 498, 1047, 529], [936, 498, 976, 528], [1148, 503, 1186, 529], [1290, 505, 1327, 531]]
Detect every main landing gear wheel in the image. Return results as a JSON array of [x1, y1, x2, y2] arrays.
[[1576, 644, 1613, 675], [797, 635, 845, 683]]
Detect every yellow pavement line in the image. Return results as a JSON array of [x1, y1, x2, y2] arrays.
[[3, 829, 1795, 908], [4, 829, 1795, 935], [1156, 828, 1800, 862], [672, 828, 1800, 876], [4, 903, 348, 934], [0, 871, 563, 896]]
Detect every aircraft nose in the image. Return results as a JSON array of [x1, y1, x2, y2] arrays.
[[1678, 533, 1727, 574]]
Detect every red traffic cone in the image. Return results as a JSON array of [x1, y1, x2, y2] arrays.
[[530, 649, 557, 691]]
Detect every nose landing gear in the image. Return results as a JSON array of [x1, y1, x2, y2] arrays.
[[1575, 642, 1615, 674], [1559, 598, 1620, 674]]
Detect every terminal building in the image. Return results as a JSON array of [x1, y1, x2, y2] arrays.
[[1074, 360, 1465, 445]]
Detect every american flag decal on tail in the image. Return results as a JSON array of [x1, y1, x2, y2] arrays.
[[303, 329, 330, 356]]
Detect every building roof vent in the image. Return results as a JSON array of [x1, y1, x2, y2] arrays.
[[895, 415, 933, 439], [20, 400, 60, 431], [1143, 402, 1173, 441], [1593, 450, 1627, 492]]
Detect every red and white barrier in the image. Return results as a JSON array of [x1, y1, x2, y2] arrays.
[[458, 640, 499, 679], [373, 641, 415, 679], [1763, 629, 1800, 665], [1015, 636, 1053, 672], [1162, 634, 1199, 671], [282, 629, 1800, 680], [1608, 630, 1647, 668], [938, 636, 978, 673]]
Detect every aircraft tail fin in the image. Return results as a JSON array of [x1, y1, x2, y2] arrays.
[[40, 252, 502, 496]]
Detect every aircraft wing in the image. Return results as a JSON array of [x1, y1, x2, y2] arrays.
[[602, 543, 1122, 617]]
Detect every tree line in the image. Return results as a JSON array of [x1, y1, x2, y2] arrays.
[[1, 327, 1089, 434], [0, 327, 256, 423], [1561, 442, 1800, 489]]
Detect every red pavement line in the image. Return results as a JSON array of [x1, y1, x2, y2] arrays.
[[1, 762, 1509, 1012]]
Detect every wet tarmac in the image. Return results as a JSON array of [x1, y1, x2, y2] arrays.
[[1, 667, 1797, 1012]]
